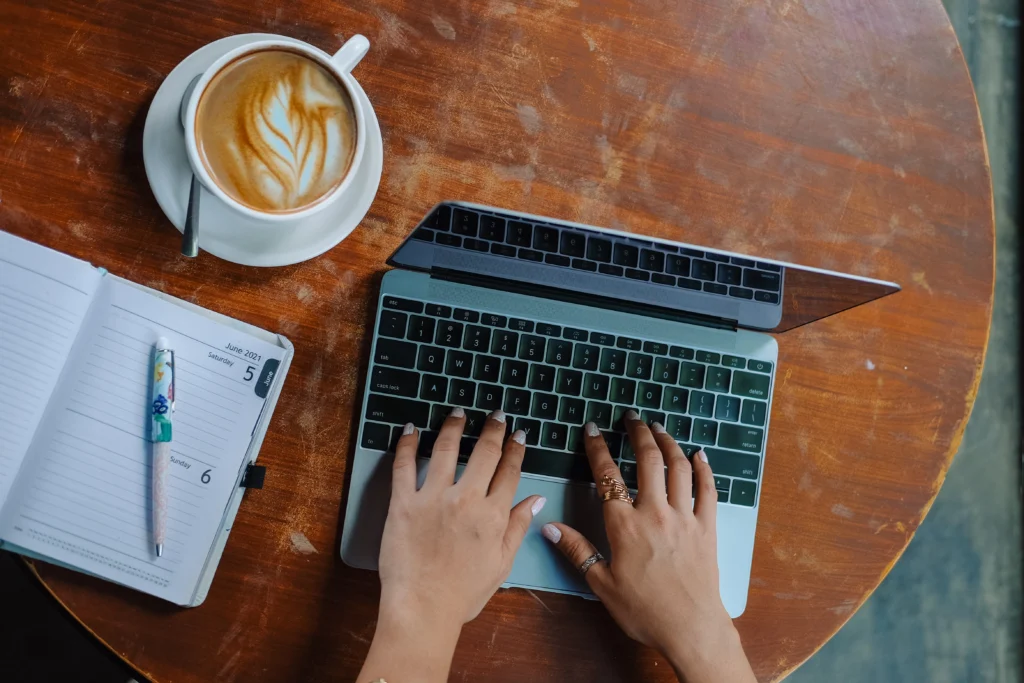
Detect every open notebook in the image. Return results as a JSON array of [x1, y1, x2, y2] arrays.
[[0, 232, 293, 606]]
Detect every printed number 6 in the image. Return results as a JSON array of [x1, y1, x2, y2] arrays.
[[244, 365, 255, 381], [201, 469, 211, 484]]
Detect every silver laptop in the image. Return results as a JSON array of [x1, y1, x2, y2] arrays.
[[340, 200, 899, 617]]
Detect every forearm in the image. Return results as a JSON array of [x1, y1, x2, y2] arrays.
[[356, 602, 462, 683], [664, 624, 757, 683]]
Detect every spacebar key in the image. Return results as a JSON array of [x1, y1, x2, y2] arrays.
[[365, 394, 430, 428], [522, 447, 581, 480]]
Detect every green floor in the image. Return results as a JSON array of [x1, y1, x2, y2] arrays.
[[788, 0, 1021, 680]]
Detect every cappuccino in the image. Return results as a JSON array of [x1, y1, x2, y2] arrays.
[[195, 49, 357, 214]]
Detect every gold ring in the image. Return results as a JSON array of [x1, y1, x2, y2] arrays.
[[600, 475, 634, 504]]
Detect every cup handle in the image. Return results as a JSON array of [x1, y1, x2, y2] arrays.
[[331, 34, 370, 73]]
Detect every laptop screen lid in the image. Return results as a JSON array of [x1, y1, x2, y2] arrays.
[[388, 201, 900, 333]]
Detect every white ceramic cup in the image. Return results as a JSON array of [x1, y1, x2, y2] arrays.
[[182, 35, 370, 225]]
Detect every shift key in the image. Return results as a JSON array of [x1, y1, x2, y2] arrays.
[[704, 448, 760, 480], [731, 371, 771, 399], [366, 394, 430, 428], [718, 423, 764, 453]]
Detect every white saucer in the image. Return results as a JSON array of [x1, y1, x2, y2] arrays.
[[142, 33, 383, 267]]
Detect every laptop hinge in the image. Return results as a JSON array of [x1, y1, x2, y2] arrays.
[[429, 267, 738, 332]]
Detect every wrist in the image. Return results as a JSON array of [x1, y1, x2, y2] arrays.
[[663, 620, 754, 683], [359, 597, 463, 683]]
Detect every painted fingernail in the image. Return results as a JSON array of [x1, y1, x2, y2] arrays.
[[450, 406, 465, 418], [541, 524, 561, 543], [402, 422, 415, 436], [585, 422, 600, 437], [625, 409, 640, 422], [531, 497, 547, 516], [490, 410, 507, 424], [697, 449, 708, 463], [511, 429, 527, 445], [651, 422, 666, 434]]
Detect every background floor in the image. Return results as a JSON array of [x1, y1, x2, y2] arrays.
[[0, 1, 1018, 681]]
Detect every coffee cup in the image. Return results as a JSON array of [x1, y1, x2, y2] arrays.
[[182, 35, 369, 225]]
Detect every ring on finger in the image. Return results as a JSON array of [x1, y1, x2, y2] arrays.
[[600, 475, 634, 504], [579, 551, 606, 575]]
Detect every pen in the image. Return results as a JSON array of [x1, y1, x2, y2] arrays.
[[151, 336, 174, 558]]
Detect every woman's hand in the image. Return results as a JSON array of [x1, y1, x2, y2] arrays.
[[358, 408, 544, 683], [542, 412, 756, 683]]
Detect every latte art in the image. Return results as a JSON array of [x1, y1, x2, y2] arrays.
[[196, 49, 357, 213]]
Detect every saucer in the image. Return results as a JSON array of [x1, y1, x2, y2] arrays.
[[142, 33, 383, 267]]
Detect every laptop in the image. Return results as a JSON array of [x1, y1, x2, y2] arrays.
[[340, 200, 899, 617]]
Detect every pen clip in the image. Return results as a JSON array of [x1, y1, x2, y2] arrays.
[[168, 349, 175, 411]]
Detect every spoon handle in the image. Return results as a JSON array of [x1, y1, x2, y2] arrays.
[[181, 175, 201, 257]]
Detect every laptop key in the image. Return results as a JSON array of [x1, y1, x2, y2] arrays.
[[722, 354, 745, 369], [534, 225, 559, 252], [666, 255, 690, 276], [704, 448, 760, 480], [627, 353, 653, 380], [423, 205, 451, 231], [445, 349, 473, 377], [463, 325, 491, 352], [747, 359, 773, 373], [590, 332, 615, 346], [507, 221, 532, 247], [435, 320, 464, 347], [560, 232, 586, 257], [556, 369, 583, 396], [406, 315, 435, 343], [696, 350, 720, 364], [459, 436, 477, 460], [365, 394, 430, 428], [452, 208, 479, 236], [572, 343, 600, 370], [545, 254, 571, 267], [563, 327, 588, 342], [706, 367, 732, 392], [754, 291, 780, 304], [508, 318, 534, 333], [571, 258, 598, 272], [679, 362, 705, 388], [692, 418, 718, 445], [619, 461, 638, 488], [730, 286, 754, 300], [610, 377, 637, 404], [567, 426, 584, 454], [476, 384, 504, 411], [361, 422, 392, 450], [670, 345, 695, 360], [616, 336, 642, 351], [652, 273, 675, 286], [602, 430, 623, 458], [731, 371, 771, 399], [419, 374, 448, 402], [730, 479, 756, 507], [600, 348, 627, 375], [464, 410, 487, 437], [583, 373, 610, 400], [519, 248, 544, 262], [531, 393, 559, 420], [537, 323, 562, 337], [689, 390, 715, 417], [490, 330, 519, 357], [715, 395, 741, 422], [641, 410, 666, 427], [541, 423, 568, 450], [491, 243, 517, 257], [640, 249, 665, 272], [378, 310, 407, 338], [558, 397, 586, 423], [692, 260, 716, 280], [717, 264, 742, 285], [473, 355, 501, 382], [481, 313, 507, 327], [666, 414, 692, 440], [480, 215, 506, 241], [678, 277, 702, 290], [546, 339, 573, 366], [732, 257, 756, 267], [529, 364, 556, 391], [383, 296, 424, 313], [653, 357, 679, 383], [519, 334, 546, 361], [740, 399, 767, 426], [515, 417, 541, 445], [598, 263, 624, 277], [625, 268, 650, 281], [464, 238, 488, 252], [613, 243, 639, 267], [429, 405, 448, 430], [706, 252, 730, 263], [636, 382, 662, 409], [425, 303, 452, 318], [522, 447, 575, 478], [501, 359, 528, 387], [587, 237, 613, 262], [743, 269, 781, 291], [375, 338, 416, 368], [435, 233, 461, 247], [718, 424, 764, 453], [662, 386, 689, 414], [585, 401, 613, 429], [703, 282, 728, 295], [449, 379, 476, 406], [371, 366, 419, 398], [504, 388, 531, 415]]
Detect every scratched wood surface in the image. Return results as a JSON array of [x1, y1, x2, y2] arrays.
[[0, 0, 993, 680]]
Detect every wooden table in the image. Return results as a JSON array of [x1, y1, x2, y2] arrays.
[[0, 0, 993, 680]]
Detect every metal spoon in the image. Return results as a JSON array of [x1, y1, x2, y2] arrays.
[[179, 75, 202, 257]]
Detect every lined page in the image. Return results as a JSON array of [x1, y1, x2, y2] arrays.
[[0, 277, 285, 604], [0, 232, 100, 510]]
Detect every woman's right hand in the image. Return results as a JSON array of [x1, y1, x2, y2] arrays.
[[542, 412, 756, 683]]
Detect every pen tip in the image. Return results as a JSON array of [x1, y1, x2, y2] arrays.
[[156, 544, 164, 558]]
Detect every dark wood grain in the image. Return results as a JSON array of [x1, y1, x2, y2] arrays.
[[0, 0, 993, 680]]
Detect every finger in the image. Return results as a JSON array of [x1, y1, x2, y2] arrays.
[[488, 429, 527, 508], [655, 428, 692, 510], [582, 423, 631, 516], [460, 410, 508, 491], [423, 406, 465, 489], [502, 494, 546, 559], [541, 522, 610, 594], [391, 423, 419, 498], [623, 411, 667, 505], [692, 448, 718, 525]]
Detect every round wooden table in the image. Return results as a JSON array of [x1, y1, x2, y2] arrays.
[[1, 0, 992, 680]]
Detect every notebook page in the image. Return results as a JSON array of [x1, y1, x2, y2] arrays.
[[0, 277, 285, 604], [0, 232, 101, 510]]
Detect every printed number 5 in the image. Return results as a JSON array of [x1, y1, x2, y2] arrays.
[[244, 365, 255, 381], [201, 469, 211, 484]]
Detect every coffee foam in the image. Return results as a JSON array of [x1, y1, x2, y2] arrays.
[[195, 49, 357, 213]]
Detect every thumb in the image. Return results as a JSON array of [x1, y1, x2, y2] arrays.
[[503, 495, 546, 557], [541, 522, 610, 593]]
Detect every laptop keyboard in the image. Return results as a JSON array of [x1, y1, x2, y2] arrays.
[[360, 295, 773, 507], [411, 205, 783, 305]]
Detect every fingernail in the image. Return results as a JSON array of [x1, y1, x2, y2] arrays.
[[625, 409, 640, 422], [511, 429, 527, 445], [651, 422, 666, 434], [585, 422, 600, 437], [531, 497, 547, 516], [402, 422, 415, 436], [490, 410, 507, 424], [450, 406, 465, 418], [697, 449, 708, 463], [541, 524, 561, 543]]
